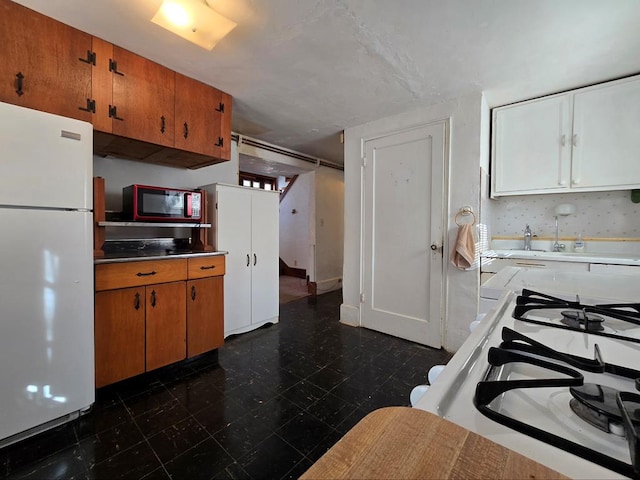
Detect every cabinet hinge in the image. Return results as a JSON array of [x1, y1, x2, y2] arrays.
[[78, 50, 96, 66], [78, 98, 96, 113], [215, 102, 225, 113], [109, 59, 124, 76]]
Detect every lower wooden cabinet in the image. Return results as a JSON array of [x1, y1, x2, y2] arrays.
[[145, 281, 186, 371], [94, 255, 224, 388], [187, 277, 224, 358], [94, 287, 145, 388]]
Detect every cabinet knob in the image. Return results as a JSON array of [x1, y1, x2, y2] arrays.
[[254, 253, 257, 266], [160, 116, 166, 134], [150, 290, 157, 308], [184, 122, 189, 139], [246, 254, 250, 267], [134, 292, 140, 310], [191, 285, 196, 301]]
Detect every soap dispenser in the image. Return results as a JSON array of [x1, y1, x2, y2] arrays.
[[574, 234, 585, 252]]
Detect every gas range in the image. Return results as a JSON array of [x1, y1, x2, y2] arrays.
[[415, 286, 640, 479]]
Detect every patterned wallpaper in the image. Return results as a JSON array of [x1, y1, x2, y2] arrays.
[[488, 190, 640, 238]]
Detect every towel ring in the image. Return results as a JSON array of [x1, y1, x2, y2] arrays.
[[455, 207, 476, 226]]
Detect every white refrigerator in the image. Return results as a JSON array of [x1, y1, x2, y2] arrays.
[[0, 102, 94, 447]]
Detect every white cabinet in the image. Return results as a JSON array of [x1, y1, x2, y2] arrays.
[[208, 184, 279, 337], [572, 77, 640, 190], [492, 75, 640, 197], [492, 95, 572, 195]]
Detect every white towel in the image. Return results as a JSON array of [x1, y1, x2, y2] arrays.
[[450, 223, 476, 270]]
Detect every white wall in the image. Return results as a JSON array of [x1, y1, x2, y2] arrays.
[[93, 142, 239, 241], [342, 92, 487, 351], [314, 166, 344, 293], [489, 190, 640, 239], [94, 141, 239, 210], [279, 171, 314, 272], [279, 166, 345, 292]]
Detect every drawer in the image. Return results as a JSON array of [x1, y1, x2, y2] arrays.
[[95, 259, 188, 291], [188, 255, 225, 279]]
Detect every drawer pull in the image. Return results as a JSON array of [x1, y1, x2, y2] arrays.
[[199, 265, 216, 270], [134, 292, 140, 310], [136, 270, 157, 277], [191, 285, 196, 301], [150, 290, 157, 308], [246, 254, 250, 267], [15, 72, 24, 96]]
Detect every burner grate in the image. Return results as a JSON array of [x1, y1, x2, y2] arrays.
[[511, 289, 640, 344]]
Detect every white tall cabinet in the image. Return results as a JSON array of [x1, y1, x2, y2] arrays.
[[204, 184, 279, 337]]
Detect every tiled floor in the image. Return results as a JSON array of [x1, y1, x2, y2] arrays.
[[0, 290, 451, 480]]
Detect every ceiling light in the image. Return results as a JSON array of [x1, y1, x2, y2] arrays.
[[151, 0, 237, 50]]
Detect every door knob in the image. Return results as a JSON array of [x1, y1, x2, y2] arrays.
[[430, 244, 437, 251]]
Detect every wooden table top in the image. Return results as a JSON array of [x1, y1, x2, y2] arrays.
[[301, 407, 568, 479]]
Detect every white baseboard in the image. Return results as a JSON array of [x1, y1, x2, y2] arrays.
[[340, 303, 360, 326]]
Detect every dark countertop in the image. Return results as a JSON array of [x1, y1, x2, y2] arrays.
[[94, 250, 227, 264]]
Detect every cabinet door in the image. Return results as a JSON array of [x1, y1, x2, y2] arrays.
[[111, 47, 175, 147], [91, 37, 114, 133], [492, 95, 572, 196], [187, 277, 224, 358], [250, 191, 279, 324], [175, 73, 221, 157], [0, 0, 92, 122], [95, 287, 145, 388], [146, 281, 186, 370], [216, 186, 252, 335], [572, 76, 640, 191]]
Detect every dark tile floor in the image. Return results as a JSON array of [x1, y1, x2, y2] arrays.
[[0, 290, 451, 480]]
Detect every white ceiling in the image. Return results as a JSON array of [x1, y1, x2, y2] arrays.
[[13, 0, 640, 165]]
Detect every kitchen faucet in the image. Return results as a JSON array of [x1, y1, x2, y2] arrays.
[[524, 224, 532, 251], [553, 216, 565, 252]]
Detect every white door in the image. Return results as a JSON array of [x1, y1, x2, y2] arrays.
[[0, 209, 94, 440], [250, 190, 279, 324], [216, 186, 252, 335], [362, 122, 445, 348], [0, 102, 92, 209]]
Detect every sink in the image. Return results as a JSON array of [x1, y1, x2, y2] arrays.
[[509, 249, 546, 252]]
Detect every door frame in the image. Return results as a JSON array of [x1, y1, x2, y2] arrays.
[[358, 118, 450, 347]]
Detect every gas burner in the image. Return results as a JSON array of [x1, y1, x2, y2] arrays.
[[561, 310, 605, 331], [569, 384, 625, 436]]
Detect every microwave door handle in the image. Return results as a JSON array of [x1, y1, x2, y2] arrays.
[[185, 193, 193, 217]]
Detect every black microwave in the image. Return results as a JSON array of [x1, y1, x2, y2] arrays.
[[122, 184, 202, 222]]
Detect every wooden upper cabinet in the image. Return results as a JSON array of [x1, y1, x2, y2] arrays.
[[111, 47, 175, 147], [0, 0, 92, 122], [175, 73, 225, 158]]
